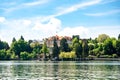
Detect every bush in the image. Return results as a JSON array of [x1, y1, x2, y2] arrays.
[[20, 51, 31, 60], [112, 54, 118, 58], [59, 52, 76, 59]]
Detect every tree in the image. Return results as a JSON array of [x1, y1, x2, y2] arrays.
[[10, 37, 31, 58], [52, 38, 60, 59], [72, 35, 80, 40], [30, 41, 42, 54], [74, 43, 82, 58], [20, 51, 35, 60], [20, 35, 24, 41], [0, 40, 9, 50], [72, 37, 79, 46], [118, 34, 120, 40], [12, 37, 16, 43], [103, 38, 114, 55], [41, 41, 48, 59], [72, 37, 82, 58], [0, 49, 6, 60], [82, 39, 89, 58], [116, 40, 120, 56], [97, 34, 110, 43], [60, 38, 69, 52]]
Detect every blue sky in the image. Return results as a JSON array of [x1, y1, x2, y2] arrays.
[[0, 0, 120, 44]]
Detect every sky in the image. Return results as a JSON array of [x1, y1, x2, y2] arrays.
[[0, 0, 120, 44]]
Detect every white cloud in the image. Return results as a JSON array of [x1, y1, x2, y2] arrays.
[[85, 9, 120, 16], [24, 0, 49, 6], [58, 26, 89, 38], [22, 20, 31, 26], [3, 0, 50, 13], [101, 0, 117, 4], [54, 0, 102, 17], [0, 17, 6, 23], [88, 26, 120, 39], [32, 17, 61, 36]]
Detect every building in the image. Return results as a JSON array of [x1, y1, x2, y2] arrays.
[[46, 35, 72, 48]]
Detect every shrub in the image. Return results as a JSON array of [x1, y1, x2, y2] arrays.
[[112, 54, 118, 58]]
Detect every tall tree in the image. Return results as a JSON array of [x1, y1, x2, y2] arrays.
[[103, 38, 114, 55], [118, 34, 120, 40], [72, 37, 82, 58], [52, 38, 60, 59], [41, 41, 48, 59], [20, 35, 24, 41], [116, 40, 120, 56], [82, 39, 89, 58], [60, 38, 69, 52], [12, 37, 16, 43]]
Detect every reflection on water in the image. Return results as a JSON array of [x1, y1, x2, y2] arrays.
[[0, 61, 120, 79]]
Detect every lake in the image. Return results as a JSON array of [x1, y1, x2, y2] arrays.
[[0, 61, 120, 80]]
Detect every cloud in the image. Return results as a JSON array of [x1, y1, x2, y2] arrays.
[[53, 0, 102, 17], [3, 0, 50, 13], [22, 20, 31, 26], [0, 17, 6, 23], [24, 0, 49, 6], [101, 0, 118, 4], [32, 17, 61, 35], [85, 9, 120, 16], [87, 26, 120, 39], [58, 27, 89, 38]]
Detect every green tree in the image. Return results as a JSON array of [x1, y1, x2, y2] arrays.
[[12, 37, 16, 43], [20, 35, 24, 41], [72, 38, 82, 58], [0, 49, 6, 60], [97, 34, 110, 43], [103, 38, 114, 55], [10, 37, 31, 58], [0, 40, 9, 50], [72, 35, 80, 40], [41, 41, 48, 59], [82, 39, 89, 58], [52, 38, 60, 59], [30, 41, 42, 54], [20, 51, 30, 60], [74, 43, 82, 58], [116, 40, 120, 56], [118, 34, 120, 40], [60, 38, 69, 52]]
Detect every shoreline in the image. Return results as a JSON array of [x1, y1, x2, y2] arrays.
[[0, 58, 120, 61]]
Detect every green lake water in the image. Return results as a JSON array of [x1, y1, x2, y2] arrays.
[[0, 61, 120, 80]]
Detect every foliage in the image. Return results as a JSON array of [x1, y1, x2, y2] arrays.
[[72, 38, 82, 58], [20, 51, 35, 60], [30, 42, 42, 54], [103, 38, 114, 55], [82, 40, 89, 58], [0, 34, 120, 60], [52, 38, 60, 59], [60, 38, 70, 52], [118, 34, 120, 40], [115, 40, 120, 56], [10, 39, 31, 58], [12, 37, 16, 43], [59, 52, 76, 59], [0, 40, 9, 50], [41, 41, 48, 59], [112, 54, 118, 58], [97, 34, 110, 43]]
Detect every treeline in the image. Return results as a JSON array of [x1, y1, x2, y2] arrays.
[[0, 34, 120, 60]]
